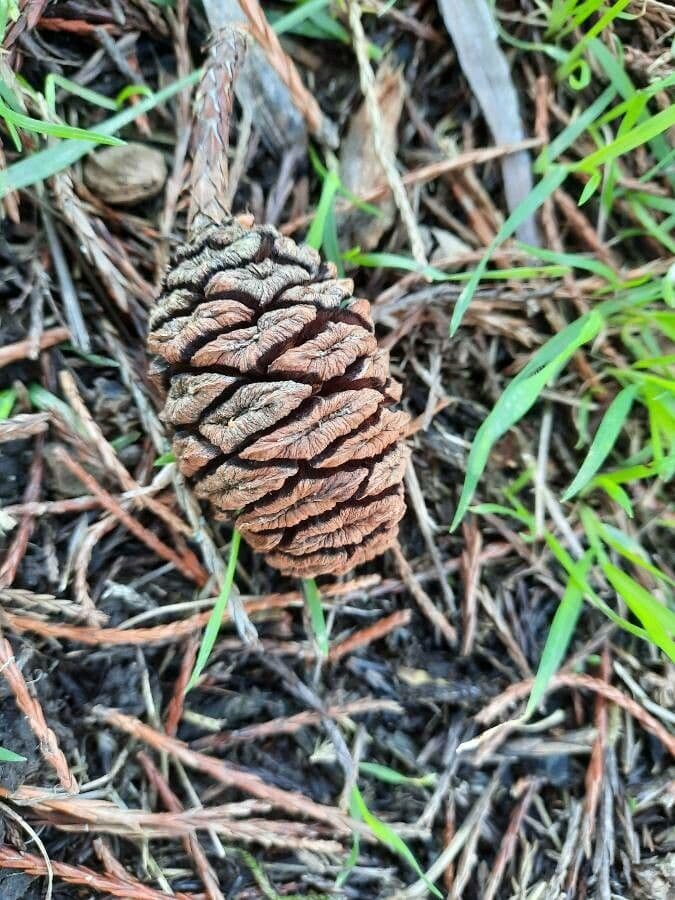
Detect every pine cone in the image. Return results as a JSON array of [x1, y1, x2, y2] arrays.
[[148, 217, 409, 577]]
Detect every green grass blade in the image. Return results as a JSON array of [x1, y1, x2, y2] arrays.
[[273, 0, 332, 34], [0, 97, 124, 145], [543, 532, 648, 640], [516, 311, 604, 384], [599, 523, 675, 588], [593, 475, 633, 517], [451, 311, 601, 530], [186, 530, 241, 692], [516, 242, 618, 285], [575, 105, 675, 174], [601, 561, 675, 661], [450, 166, 568, 336], [351, 786, 442, 898], [336, 787, 362, 889], [44, 73, 119, 112], [359, 762, 437, 788], [562, 384, 639, 500], [557, 0, 631, 81], [0, 746, 26, 763], [153, 451, 176, 467], [303, 578, 328, 657], [306, 169, 340, 251], [0, 68, 201, 197], [0, 388, 17, 420], [526, 551, 593, 717], [534, 84, 616, 173]]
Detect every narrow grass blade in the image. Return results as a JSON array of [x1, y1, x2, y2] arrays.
[[0, 388, 17, 420], [44, 73, 119, 112], [534, 84, 615, 173], [273, 0, 332, 34], [450, 166, 568, 335], [516, 310, 603, 384], [526, 551, 592, 717], [303, 578, 328, 657], [359, 761, 437, 788], [186, 530, 241, 692], [563, 384, 639, 500], [451, 311, 601, 530], [593, 475, 633, 517], [351, 786, 442, 898], [601, 561, 675, 661], [0, 746, 26, 763], [153, 451, 176, 467], [336, 787, 362, 890], [0, 97, 123, 145], [306, 169, 340, 251], [599, 522, 675, 588], [543, 531, 648, 641], [0, 69, 201, 196], [516, 242, 618, 285], [575, 105, 675, 174]]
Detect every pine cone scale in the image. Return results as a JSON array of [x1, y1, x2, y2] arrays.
[[150, 219, 409, 578]]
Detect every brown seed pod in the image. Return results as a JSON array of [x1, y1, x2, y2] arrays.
[[149, 216, 409, 577]]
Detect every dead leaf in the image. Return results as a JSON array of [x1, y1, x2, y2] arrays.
[[339, 64, 406, 250]]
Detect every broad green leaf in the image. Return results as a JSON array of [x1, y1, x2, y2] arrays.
[[187, 530, 241, 692], [563, 384, 639, 500], [526, 551, 593, 717], [303, 578, 328, 657]]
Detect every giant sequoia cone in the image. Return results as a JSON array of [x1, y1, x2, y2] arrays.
[[148, 216, 410, 577]]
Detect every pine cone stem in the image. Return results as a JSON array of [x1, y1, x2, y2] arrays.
[[188, 28, 247, 238]]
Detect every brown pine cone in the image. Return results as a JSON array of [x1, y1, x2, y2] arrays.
[[148, 217, 409, 578]]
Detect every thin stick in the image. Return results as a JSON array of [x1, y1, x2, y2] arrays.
[[0, 327, 69, 369], [0, 634, 78, 792], [238, 0, 336, 145], [0, 846, 198, 900], [53, 447, 207, 586], [138, 753, 225, 900], [94, 706, 364, 836], [391, 541, 457, 645], [328, 609, 411, 663], [348, 0, 427, 265]]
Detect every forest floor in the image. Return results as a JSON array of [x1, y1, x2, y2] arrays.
[[0, 1, 673, 898]]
